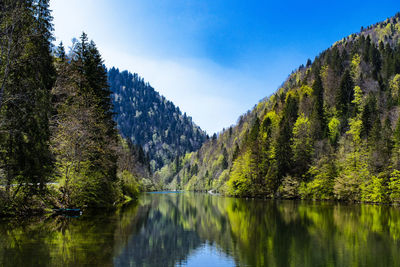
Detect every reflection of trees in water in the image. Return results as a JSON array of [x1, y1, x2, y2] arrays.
[[114, 199, 202, 266], [123, 194, 400, 267], [112, 195, 322, 266], [114, 193, 231, 266], [224, 200, 400, 266], [1, 194, 400, 266], [0, 203, 140, 267]]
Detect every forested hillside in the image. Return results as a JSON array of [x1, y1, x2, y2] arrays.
[[108, 68, 207, 170], [0, 1, 152, 216], [2, 0, 400, 218], [159, 13, 400, 203]]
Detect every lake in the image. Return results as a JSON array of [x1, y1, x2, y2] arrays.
[[1, 192, 400, 266]]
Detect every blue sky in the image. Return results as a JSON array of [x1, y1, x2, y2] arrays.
[[50, 0, 399, 134]]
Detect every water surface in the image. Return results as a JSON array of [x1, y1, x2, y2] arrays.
[[1, 192, 400, 266]]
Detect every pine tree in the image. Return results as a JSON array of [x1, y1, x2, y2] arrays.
[[276, 95, 299, 183], [55, 42, 66, 61], [0, 0, 55, 196], [361, 94, 377, 137], [336, 69, 354, 125], [232, 143, 240, 161], [311, 71, 326, 138], [369, 44, 381, 79], [260, 113, 279, 194], [222, 147, 229, 170]]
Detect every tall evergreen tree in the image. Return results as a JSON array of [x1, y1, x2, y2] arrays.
[[0, 0, 55, 195], [336, 69, 354, 125], [276, 95, 299, 182], [361, 94, 377, 137], [311, 71, 326, 138]]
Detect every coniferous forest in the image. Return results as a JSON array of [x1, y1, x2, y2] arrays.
[[2, 1, 400, 218], [0, 1, 155, 216], [108, 68, 207, 171]]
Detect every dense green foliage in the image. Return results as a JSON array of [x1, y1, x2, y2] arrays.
[[0, 1, 149, 215], [159, 13, 400, 203], [108, 68, 207, 170], [0, 0, 56, 215], [51, 34, 124, 208]]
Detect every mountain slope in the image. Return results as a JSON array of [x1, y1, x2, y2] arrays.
[[158, 12, 400, 203], [108, 68, 207, 171]]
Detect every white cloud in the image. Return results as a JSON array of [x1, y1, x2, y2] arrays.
[[50, 0, 280, 134]]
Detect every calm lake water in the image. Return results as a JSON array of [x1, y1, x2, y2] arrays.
[[1, 192, 400, 266]]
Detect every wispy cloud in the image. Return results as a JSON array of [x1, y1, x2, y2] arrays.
[[51, 0, 398, 133], [51, 0, 279, 134], [100, 47, 264, 134]]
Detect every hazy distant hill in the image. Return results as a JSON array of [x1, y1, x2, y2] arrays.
[[108, 68, 207, 171]]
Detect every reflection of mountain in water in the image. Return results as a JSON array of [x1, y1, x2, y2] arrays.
[[114, 193, 400, 267], [2, 193, 400, 266], [114, 200, 202, 266], [113, 193, 235, 267]]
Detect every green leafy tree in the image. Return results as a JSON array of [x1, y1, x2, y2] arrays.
[[334, 85, 368, 201], [389, 170, 400, 202], [300, 155, 336, 200], [390, 74, 400, 103], [328, 117, 340, 146], [392, 117, 400, 170], [291, 113, 313, 178], [52, 34, 120, 208], [350, 54, 361, 83]]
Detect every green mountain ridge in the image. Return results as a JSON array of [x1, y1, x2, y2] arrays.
[[157, 12, 400, 203]]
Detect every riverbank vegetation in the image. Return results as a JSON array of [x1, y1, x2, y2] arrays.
[[0, 1, 154, 216]]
